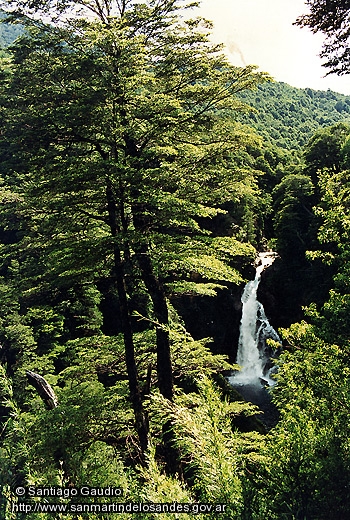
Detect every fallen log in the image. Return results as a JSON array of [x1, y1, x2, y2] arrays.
[[26, 371, 58, 410]]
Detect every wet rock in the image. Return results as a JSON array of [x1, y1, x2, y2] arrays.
[[170, 285, 243, 361]]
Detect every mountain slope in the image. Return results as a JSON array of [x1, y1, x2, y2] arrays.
[[0, 12, 23, 48], [238, 81, 350, 150]]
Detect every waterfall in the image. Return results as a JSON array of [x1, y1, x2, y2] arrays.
[[232, 252, 280, 387]]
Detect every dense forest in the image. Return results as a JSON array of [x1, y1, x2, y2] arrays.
[[0, 1, 349, 519], [238, 81, 350, 149]]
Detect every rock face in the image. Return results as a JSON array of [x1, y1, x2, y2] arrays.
[[170, 284, 244, 362], [257, 256, 329, 330], [257, 257, 304, 329], [257, 251, 336, 331], [170, 256, 285, 363]]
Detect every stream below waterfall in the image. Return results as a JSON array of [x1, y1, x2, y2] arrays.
[[228, 252, 281, 424]]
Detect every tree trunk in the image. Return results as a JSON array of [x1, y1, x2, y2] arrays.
[[134, 242, 181, 475], [135, 243, 174, 401], [106, 181, 149, 456]]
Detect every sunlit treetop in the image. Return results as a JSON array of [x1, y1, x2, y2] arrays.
[[1, 0, 200, 24]]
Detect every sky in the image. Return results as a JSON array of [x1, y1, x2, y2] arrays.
[[194, 0, 350, 95]]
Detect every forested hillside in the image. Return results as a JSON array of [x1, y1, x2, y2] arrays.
[[0, 11, 21, 48], [238, 81, 350, 149], [0, 1, 349, 519]]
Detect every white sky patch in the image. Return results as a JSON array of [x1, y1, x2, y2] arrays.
[[195, 0, 350, 95]]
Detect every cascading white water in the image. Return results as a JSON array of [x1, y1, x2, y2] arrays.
[[233, 252, 280, 387]]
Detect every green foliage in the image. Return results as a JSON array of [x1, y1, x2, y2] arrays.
[[138, 444, 196, 520], [4, 2, 350, 519], [272, 174, 315, 257], [264, 323, 350, 519], [304, 122, 350, 180], [295, 0, 350, 75], [177, 255, 242, 284], [0, 12, 23, 48], [0, 0, 267, 315], [167, 281, 226, 297], [305, 167, 350, 344], [149, 376, 264, 519], [315, 168, 350, 244], [238, 81, 350, 151], [170, 332, 235, 382], [155, 236, 256, 291]]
